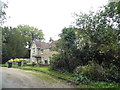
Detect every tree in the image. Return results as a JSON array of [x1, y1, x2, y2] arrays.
[[75, 2, 120, 67], [0, 0, 7, 25], [0, 1, 7, 63], [17, 25, 44, 48], [2, 27, 27, 63], [52, 2, 120, 72], [2, 25, 44, 63], [53, 27, 81, 72]]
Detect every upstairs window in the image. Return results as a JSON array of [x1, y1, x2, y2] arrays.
[[32, 48, 35, 54], [41, 49, 44, 54]]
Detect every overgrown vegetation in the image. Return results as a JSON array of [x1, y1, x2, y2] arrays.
[[50, 2, 120, 84]]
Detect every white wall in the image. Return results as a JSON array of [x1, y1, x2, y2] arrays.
[[30, 42, 37, 63]]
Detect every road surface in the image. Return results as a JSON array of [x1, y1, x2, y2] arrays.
[[1, 67, 75, 88]]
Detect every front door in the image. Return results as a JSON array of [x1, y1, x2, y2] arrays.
[[44, 60, 48, 64]]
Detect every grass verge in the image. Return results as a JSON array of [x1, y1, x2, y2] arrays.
[[20, 66, 76, 81], [30, 71, 58, 83], [77, 81, 119, 88]]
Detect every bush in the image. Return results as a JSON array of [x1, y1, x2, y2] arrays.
[[50, 54, 66, 71], [75, 73, 90, 84], [103, 63, 120, 82], [88, 61, 105, 81], [74, 61, 106, 82]]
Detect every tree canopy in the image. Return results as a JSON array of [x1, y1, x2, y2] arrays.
[[51, 2, 120, 73], [2, 25, 44, 63]]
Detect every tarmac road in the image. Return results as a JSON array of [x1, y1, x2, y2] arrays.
[[1, 67, 74, 88]]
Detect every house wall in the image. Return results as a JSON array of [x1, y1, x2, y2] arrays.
[[40, 49, 58, 64], [30, 42, 58, 64], [30, 43, 37, 63]]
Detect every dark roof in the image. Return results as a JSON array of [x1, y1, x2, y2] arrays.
[[33, 40, 56, 49]]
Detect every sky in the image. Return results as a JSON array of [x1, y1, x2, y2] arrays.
[[2, 0, 108, 42]]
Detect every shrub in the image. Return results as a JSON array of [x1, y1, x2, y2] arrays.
[[74, 61, 106, 82], [32, 62, 36, 67], [50, 54, 66, 71], [75, 73, 90, 84], [88, 61, 105, 81], [103, 63, 120, 82]]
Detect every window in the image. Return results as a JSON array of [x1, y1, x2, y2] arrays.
[[32, 48, 35, 54], [41, 49, 44, 54], [49, 48, 51, 52]]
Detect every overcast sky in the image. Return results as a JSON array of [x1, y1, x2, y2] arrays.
[[2, 0, 108, 42]]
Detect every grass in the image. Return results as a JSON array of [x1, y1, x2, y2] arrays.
[[30, 71, 58, 83], [77, 81, 119, 88], [0, 64, 8, 67], [1, 63, 19, 68], [20, 66, 75, 81]]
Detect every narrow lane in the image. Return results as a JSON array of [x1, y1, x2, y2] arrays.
[[1, 67, 74, 88]]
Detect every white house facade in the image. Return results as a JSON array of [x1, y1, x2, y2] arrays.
[[30, 40, 58, 64]]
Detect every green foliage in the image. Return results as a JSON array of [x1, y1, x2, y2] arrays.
[[0, 1, 8, 25], [51, 2, 120, 74], [74, 61, 120, 83], [52, 27, 81, 72], [17, 25, 44, 48], [102, 63, 120, 82], [32, 62, 36, 66], [75, 73, 90, 84], [50, 54, 65, 71], [75, 2, 120, 66], [2, 27, 27, 63], [18, 66, 75, 81], [50, 2, 120, 84], [89, 81, 119, 88], [2, 25, 44, 63], [78, 81, 119, 88], [74, 61, 105, 81]]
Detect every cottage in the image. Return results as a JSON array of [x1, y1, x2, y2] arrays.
[[30, 40, 58, 64]]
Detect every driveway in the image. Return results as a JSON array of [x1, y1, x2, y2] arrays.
[[1, 67, 75, 88]]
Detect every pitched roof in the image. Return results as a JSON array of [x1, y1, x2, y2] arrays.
[[33, 40, 56, 49], [49, 41, 57, 48]]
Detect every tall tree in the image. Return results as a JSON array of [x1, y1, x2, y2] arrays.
[[2, 27, 27, 63], [2, 25, 44, 63], [17, 25, 44, 48], [0, 1, 7, 63], [75, 2, 120, 66], [54, 27, 80, 72], [52, 2, 120, 72]]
